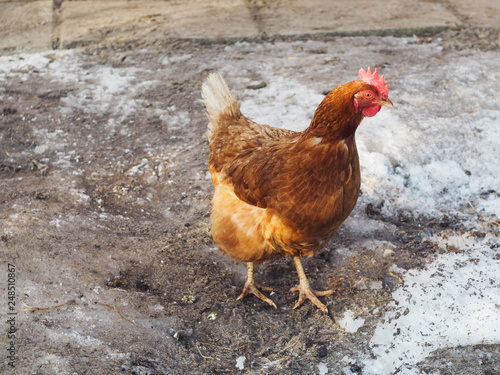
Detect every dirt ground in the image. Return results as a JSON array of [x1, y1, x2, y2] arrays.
[[1, 28, 500, 374]]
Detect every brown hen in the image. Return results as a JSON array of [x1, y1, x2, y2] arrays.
[[202, 68, 393, 312]]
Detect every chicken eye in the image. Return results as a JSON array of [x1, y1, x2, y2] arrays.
[[364, 92, 373, 98]]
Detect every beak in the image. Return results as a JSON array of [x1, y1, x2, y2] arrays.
[[378, 97, 394, 108]]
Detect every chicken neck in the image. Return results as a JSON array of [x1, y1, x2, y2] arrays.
[[305, 80, 370, 142]]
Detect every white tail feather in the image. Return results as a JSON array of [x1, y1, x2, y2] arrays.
[[201, 73, 240, 140]]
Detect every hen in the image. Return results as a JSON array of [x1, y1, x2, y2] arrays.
[[202, 68, 393, 312]]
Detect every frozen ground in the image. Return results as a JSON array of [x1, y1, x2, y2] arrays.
[[1, 30, 499, 374]]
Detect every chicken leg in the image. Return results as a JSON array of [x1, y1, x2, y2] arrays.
[[290, 256, 333, 313], [237, 262, 277, 309]]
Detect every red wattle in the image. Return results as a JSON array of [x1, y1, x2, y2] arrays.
[[362, 104, 381, 117]]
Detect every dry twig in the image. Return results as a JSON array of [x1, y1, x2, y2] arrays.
[[467, 198, 500, 226], [98, 303, 136, 325], [195, 342, 220, 361], [22, 300, 136, 325], [196, 341, 234, 353], [23, 301, 78, 312]]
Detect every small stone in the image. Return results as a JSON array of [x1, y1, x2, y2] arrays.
[[207, 312, 217, 320], [246, 81, 267, 90], [173, 330, 185, 341], [182, 295, 196, 304], [317, 345, 328, 358]]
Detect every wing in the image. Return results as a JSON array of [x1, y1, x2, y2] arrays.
[[220, 136, 360, 233], [208, 114, 297, 179]]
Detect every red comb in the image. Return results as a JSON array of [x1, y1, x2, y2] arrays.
[[359, 67, 389, 98]]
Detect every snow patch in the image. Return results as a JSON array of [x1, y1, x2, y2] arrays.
[[318, 361, 329, 375], [235, 356, 246, 370], [241, 75, 323, 131], [363, 234, 500, 374], [338, 310, 366, 333]]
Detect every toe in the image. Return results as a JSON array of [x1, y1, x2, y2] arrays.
[[254, 282, 274, 293], [237, 282, 277, 309], [290, 284, 330, 313], [312, 289, 334, 297]]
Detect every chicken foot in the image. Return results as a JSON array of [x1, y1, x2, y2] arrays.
[[237, 262, 277, 309], [290, 256, 333, 313]]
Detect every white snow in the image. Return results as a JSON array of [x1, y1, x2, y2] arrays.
[[51, 57, 143, 118], [235, 355, 246, 370], [318, 361, 329, 375], [0, 52, 52, 78], [363, 233, 500, 375], [241, 75, 324, 131], [338, 310, 366, 333]]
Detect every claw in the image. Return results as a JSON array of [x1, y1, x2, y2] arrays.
[[237, 262, 277, 309], [237, 280, 277, 309], [290, 283, 333, 313]]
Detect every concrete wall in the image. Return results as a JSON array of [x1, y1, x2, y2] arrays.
[[0, 0, 498, 54]]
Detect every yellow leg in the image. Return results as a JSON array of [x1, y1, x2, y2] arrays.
[[290, 256, 333, 313], [236, 262, 277, 309]]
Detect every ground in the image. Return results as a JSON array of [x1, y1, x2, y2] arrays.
[[1, 28, 500, 374]]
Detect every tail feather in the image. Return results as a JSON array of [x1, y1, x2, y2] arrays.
[[201, 73, 241, 140]]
